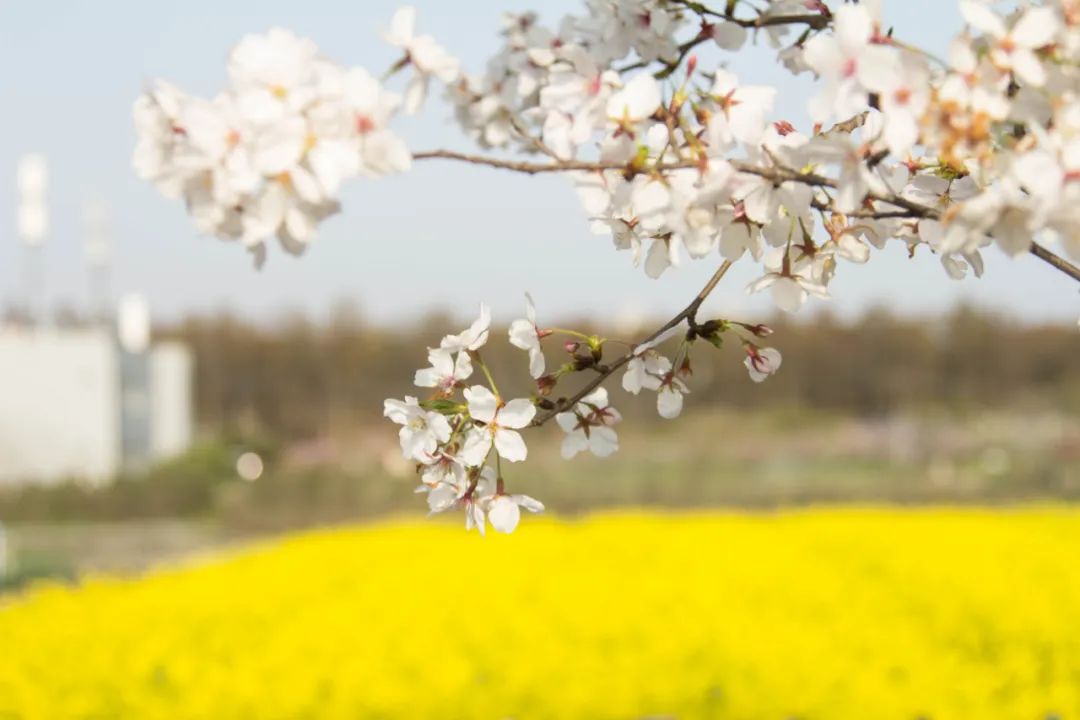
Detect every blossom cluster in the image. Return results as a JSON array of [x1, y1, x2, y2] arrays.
[[134, 27, 418, 263], [136, 1, 1080, 531], [384, 296, 779, 533]]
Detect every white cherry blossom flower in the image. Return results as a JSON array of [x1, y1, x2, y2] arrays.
[[383, 396, 452, 462], [228, 28, 321, 123], [418, 453, 468, 513], [744, 346, 783, 383], [578, 0, 681, 65], [877, 54, 931, 156], [707, 70, 776, 148], [747, 264, 829, 314], [460, 386, 536, 465], [440, 304, 492, 353], [622, 348, 673, 394], [383, 6, 460, 114], [623, 325, 680, 394], [137, 29, 412, 260], [656, 374, 689, 419], [959, 1, 1058, 87], [606, 73, 661, 130], [426, 481, 465, 514], [333, 68, 412, 176], [463, 468, 497, 535], [802, 4, 899, 122], [539, 45, 620, 159], [487, 493, 545, 533], [415, 348, 473, 392], [508, 293, 546, 379], [555, 387, 621, 459]]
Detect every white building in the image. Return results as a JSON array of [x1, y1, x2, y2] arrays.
[[0, 328, 193, 486]]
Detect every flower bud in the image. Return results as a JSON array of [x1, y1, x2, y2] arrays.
[[537, 374, 557, 397], [744, 323, 773, 337], [773, 120, 796, 136]]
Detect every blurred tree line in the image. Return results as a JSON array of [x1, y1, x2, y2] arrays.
[[161, 304, 1080, 442], [3, 304, 1077, 532]]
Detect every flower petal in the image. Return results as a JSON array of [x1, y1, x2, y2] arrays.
[[494, 428, 528, 462], [498, 399, 537, 429], [460, 427, 492, 467], [464, 385, 498, 424], [488, 496, 521, 533]]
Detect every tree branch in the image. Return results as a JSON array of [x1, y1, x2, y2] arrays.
[[530, 259, 733, 427], [614, 7, 831, 76], [1030, 241, 1080, 282], [670, 0, 830, 29], [411, 150, 1080, 285]]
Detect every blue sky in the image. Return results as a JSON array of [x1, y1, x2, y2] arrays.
[[1, 0, 1077, 327]]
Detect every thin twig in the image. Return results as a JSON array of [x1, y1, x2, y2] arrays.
[[617, 8, 830, 76], [670, 0, 830, 29], [1030, 242, 1080, 282], [414, 148, 834, 189], [530, 260, 733, 427], [620, 34, 710, 76]]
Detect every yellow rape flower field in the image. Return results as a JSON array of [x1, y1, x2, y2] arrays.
[[2, 508, 1080, 719]]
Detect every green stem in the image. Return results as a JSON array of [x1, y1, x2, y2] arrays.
[[472, 352, 500, 397], [548, 328, 593, 342]]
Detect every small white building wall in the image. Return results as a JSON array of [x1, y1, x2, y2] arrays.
[[149, 342, 193, 461], [0, 330, 120, 486]]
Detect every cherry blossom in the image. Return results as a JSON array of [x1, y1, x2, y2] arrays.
[[707, 70, 776, 148], [606, 73, 661, 132], [622, 347, 673, 395], [440, 304, 492, 353], [508, 293, 546, 379], [747, 260, 830, 314], [959, 1, 1058, 87], [460, 386, 537, 466], [487, 493, 545, 534], [803, 4, 898, 122], [463, 468, 497, 535], [657, 374, 690, 420], [744, 346, 783, 383], [383, 6, 460, 113], [414, 348, 472, 392], [555, 387, 621, 459], [383, 396, 452, 463], [135, 29, 411, 262]]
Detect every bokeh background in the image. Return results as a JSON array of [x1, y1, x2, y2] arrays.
[[1, 1, 1079, 718]]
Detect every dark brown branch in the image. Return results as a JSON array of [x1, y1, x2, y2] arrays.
[[670, 0, 830, 29], [618, 7, 830, 75], [530, 260, 733, 427]]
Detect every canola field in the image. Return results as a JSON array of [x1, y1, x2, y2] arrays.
[[1, 508, 1079, 719]]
